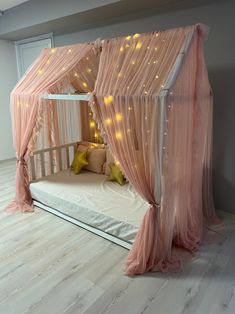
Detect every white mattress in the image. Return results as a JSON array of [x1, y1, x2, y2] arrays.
[[30, 170, 149, 243]]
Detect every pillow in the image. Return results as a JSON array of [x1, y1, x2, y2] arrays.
[[108, 163, 126, 185], [105, 148, 115, 176], [78, 141, 105, 149], [77, 144, 106, 174], [71, 150, 88, 174]]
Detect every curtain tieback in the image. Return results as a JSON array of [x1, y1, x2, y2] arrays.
[[150, 202, 160, 209], [16, 157, 27, 165]]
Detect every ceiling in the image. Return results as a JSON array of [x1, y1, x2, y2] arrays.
[[0, 0, 229, 40], [0, 0, 30, 11]]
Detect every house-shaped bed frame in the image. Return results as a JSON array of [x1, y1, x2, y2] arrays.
[[6, 23, 219, 275]]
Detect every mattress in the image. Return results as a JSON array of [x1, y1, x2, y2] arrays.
[[29, 170, 149, 244]]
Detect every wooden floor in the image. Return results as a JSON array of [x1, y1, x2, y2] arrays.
[[0, 159, 235, 314]]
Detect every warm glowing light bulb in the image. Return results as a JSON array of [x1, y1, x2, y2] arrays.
[[105, 118, 112, 125], [155, 75, 159, 79], [74, 72, 79, 77], [68, 49, 72, 53], [104, 95, 113, 105], [94, 133, 98, 138], [51, 48, 56, 54], [133, 33, 140, 38], [82, 82, 88, 88], [115, 113, 123, 121], [128, 106, 132, 111], [115, 161, 120, 165], [120, 46, 124, 52], [131, 61, 136, 65], [115, 132, 122, 140], [135, 41, 142, 49], [90, 121, 95, 128], [125, 35, 131, 40]]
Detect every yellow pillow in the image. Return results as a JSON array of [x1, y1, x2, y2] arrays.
[[108, 163, 126, 185], [71, 150, 88, 174]]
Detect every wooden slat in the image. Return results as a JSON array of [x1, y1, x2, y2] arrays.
[[66, 146, 70, 168], [30, 155, 36, 181], [32, 142, 78, 154], [73, 144, 77, 155], [58, 148, 62, 171], [49, 150, 54, 175], [44, 93, 91, 101], [40, 152, 45, 177]]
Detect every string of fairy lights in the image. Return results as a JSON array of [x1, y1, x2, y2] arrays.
[[16, 31, 172, 154], [87, 32, 167, 144]]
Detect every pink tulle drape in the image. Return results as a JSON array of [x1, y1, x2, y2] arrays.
[[90, 24, 219, 275], [6, 23, 219, 276], [6, 44, 99, 212]]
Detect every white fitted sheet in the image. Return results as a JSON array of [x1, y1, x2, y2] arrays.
[[30, 170, 149, 243]]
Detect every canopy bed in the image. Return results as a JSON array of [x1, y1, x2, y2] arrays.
[[6, 23, 219, 275]]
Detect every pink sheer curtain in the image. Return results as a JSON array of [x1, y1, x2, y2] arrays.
[[6, 44, 99, 212], [6, 23, 218, 276], [91, 24, 218, 275]]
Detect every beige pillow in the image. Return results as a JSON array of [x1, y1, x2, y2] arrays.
[[78, 144, 106, 174], [78, 141, 105, 149], [105, 148, 115, 176]]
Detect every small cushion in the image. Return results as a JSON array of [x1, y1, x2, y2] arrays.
[[84, 148, 106, 174], [108, 163, 126, 185], [71, 150, 88, 174], [78, 141, 105, 149], [77, 143, 106, 174]]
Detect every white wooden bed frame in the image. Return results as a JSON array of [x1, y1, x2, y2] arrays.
[[30, 31, 193, 250]]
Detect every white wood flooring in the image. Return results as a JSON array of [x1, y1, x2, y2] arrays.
[[0, 159, 234, 314]]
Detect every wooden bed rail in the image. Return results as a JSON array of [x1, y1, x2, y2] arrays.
[[29, 142, 77, 181]]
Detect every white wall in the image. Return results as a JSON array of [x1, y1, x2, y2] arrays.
[[0, 40, 18, 161], [55, 0, 235, 213]]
